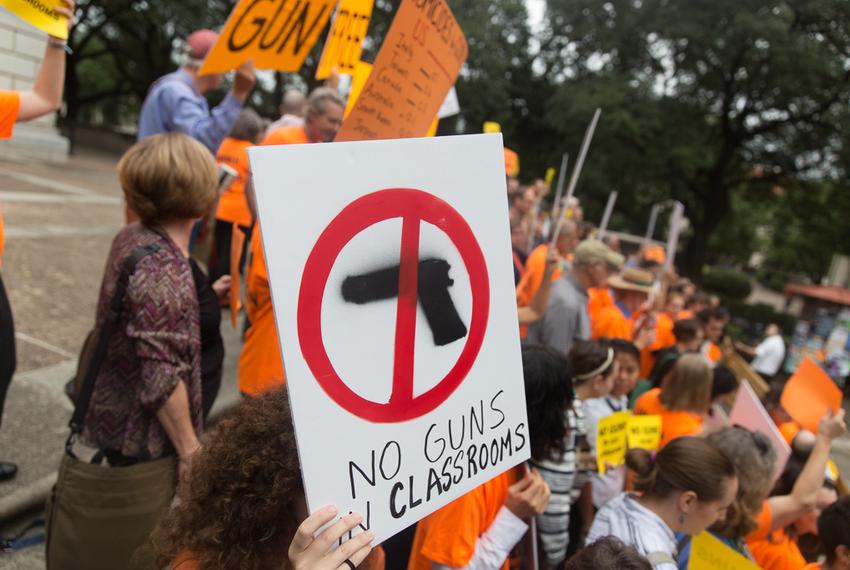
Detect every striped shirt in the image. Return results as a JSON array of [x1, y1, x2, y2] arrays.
[[531, 398, 591, 565], [587, 492, 678, 569]]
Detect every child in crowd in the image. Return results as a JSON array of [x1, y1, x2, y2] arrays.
[[585, 338, 640, 508], [587, 437, 738, 569]]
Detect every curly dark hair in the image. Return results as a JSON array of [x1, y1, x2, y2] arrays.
[[522, 345, 574, 462], [564, 537, 651, 569], [152, 389, 304, 569]]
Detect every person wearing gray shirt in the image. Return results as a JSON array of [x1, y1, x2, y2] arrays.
[[526, 239, 624, 356]]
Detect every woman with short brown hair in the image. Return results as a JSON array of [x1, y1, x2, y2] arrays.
[[73, 133, 216, 566]]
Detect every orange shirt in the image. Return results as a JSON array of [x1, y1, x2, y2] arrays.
[[779, 421, 801, 446], [637, 312, 676, 377], [214, 137, 253, 227], [802, 564, 820, 570], [504, 147, 519, 177], [746, 502, 807, 570], [587, 286, 642, 341], [634, 388, 704, 447], [408, 471, 516, 570], [0, 91, 20, 262], [703, 341, 722, 364], [516, 244, 562, 307], [262, 125, 309, 146], [237, 225, 285, 395], [237, 127, 312, 395]]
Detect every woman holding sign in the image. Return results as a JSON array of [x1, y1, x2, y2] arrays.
[[586, 437, 738, 568], [0, 0, 75, 482]]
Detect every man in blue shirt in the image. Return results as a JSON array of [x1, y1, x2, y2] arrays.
[[137, 29, 256, 154]]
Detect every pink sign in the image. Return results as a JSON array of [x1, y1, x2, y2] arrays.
[[729, 381, 791, 481]]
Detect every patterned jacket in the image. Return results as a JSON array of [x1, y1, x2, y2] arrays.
[[82, 224, 202, 459]]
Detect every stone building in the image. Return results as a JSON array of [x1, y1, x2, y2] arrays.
[[0, 9, 69, 162]]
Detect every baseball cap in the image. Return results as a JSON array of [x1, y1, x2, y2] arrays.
[[608, 268, 654, 294], [573, 239, 624, 269], [642, 244, 666, 265], [186, 29, 219, 64]]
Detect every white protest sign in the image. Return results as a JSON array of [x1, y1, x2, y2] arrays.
[[249, 134, 530, 544], [729, 380, 791, 481], [438, 87, 461, 119]]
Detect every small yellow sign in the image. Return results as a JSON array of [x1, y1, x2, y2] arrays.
[[343, 60, 372, 118], [596, 411, 630, 474], [315, 0, 374, 79], [200, 0, 336, 75], [689, 532, 760, 570], [545, 167, 556, 187], [483, 121, 501, 134], [627, 415, 662, 451], [0, 0, 68, 39]]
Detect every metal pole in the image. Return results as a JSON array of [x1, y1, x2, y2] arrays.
[[597, 191, 618, 240]]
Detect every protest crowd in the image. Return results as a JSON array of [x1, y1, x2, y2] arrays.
[[2, 1, 850, 570]]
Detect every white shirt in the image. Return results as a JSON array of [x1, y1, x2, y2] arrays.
[[751, 334, 785, 376], [587, 492, 678, 570]]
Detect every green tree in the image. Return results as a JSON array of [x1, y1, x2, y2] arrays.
[[537, 0, 850, 280]]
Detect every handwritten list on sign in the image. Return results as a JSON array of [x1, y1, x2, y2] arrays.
[[335, 0, 468, 141]]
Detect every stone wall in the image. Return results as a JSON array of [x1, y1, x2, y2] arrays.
[[0, 9, 69, 162]]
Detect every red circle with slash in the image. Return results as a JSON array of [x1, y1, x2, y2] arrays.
[[297, 188, 490, 423]]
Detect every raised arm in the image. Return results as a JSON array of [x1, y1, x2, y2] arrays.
[[17, 0, 74, 121]]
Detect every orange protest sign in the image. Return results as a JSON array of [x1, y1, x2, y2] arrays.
[[343, 60, 372, 118], [335, 0, 468, 141], [230, 223, 246, 329], [200, 0, 336, 75], [781, 356, 842, 433], [315, 0, 374, 80]]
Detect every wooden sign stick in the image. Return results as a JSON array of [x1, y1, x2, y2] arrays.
[[549, 108, 602, 250]]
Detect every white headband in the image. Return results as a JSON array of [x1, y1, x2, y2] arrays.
[[574, 348, 615, 382]]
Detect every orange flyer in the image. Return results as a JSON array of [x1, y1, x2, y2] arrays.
[[335, 0, 468, 141], [781, 356, 842, 433]]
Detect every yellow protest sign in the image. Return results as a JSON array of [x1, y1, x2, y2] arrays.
[[689, 532, 760, 570], [315, 0, 374, 80], [545, 167, 556, 187], [627, 415, 662, 451], [426, 116, 439, 137], [0, 0, 68, 39], [596, 411, 630, 474], [200, 0, 336, 75], [343, 60, 372, 118], [335, 0, 468, 141], [483, 121, 501, 134]]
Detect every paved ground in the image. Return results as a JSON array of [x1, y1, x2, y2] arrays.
[[0, 150, 243, 568]]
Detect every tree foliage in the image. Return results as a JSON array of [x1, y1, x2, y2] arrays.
[[58, 0, 850, 281]]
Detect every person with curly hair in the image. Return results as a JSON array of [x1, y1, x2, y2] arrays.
[[152, 388, 380, 570], [564, 537, 651, 569]]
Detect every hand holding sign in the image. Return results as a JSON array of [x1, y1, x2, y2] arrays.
[[0, 0, 74, 39], [288, 506, 375, 570]]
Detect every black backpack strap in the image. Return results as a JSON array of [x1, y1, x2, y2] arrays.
[[66, 244, 160, 452]]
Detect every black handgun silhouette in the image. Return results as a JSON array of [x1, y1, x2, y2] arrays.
[[341, 258, 467, 346]]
